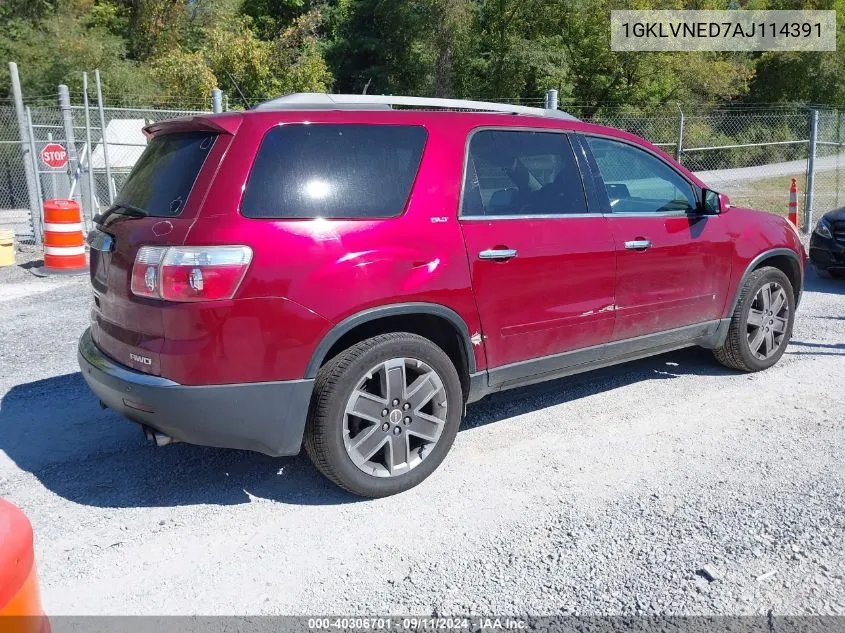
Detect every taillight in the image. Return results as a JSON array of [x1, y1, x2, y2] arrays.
[[130, 246, 252, 302], [131, 246, 166, 298]]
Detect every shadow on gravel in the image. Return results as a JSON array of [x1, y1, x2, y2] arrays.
[[786, 340, 845, 357], [804, 267, 845, 295], [0, 347, 732, 508], [462, 345, 733, 430], [0, 373, 355, 508]]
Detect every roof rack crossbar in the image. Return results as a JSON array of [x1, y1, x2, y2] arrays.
[[252, 93, 579, 121]]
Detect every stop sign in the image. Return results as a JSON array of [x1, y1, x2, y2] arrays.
[[40, 143, 68, 170]]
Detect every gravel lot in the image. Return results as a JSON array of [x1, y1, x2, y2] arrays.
[[0, 254, 843, 617]]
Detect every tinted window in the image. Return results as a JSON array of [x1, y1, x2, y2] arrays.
[[116, 132, 216, 217], [585, 137, 697, 213], [241, 124, 427, 219], [462, 130, 587, 217]]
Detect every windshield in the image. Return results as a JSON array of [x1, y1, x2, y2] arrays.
[[115, 131, 217, 217]]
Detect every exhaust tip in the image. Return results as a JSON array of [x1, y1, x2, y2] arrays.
[[153, 432, 174, 447], [141, 426, 179, 447]]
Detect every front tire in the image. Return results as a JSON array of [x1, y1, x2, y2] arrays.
[[304, 333, 463, 498], [713, 266, 795, 372]]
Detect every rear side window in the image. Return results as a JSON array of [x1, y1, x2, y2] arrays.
[[116, 131, 216, 217], [462, 130, 588, 217], [241, 124, 427, 219]]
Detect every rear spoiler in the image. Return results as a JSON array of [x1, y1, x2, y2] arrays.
[[143, 114, 242, 138]]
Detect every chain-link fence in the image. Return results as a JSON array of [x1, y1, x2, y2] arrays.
[[555, 103, 842, 231], [0, 102, 34, 241], [573, 104, 845, 229], [4, 97, 208, 244], [2, 77, 843, 249], [814, 109, 845, 224]]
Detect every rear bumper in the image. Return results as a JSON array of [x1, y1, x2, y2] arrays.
[[77, 327, 314, 457]]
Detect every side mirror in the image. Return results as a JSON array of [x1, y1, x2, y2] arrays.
[[702, 189, 728, 215]]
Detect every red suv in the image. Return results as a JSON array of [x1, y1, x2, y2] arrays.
[[78, 94, 805, 497]]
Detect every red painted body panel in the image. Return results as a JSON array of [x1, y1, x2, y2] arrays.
[[459, 217, 616, 367], [716, 206, 806, 314], [88, 108, 805, 388], [606, 214, 734, 339]]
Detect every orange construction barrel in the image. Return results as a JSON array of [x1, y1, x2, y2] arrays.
[[42, 199, 86, 272], [0, 500, 49, 633]]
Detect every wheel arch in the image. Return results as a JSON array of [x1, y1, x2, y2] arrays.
[[727, 248, 803, 318], [304, 303, 478, 390]]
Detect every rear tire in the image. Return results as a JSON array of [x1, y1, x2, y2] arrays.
[[713, 266, 795, 372], [304, 332, 463, 498]]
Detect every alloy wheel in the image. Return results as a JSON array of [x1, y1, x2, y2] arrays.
[[746, 281, 789, 360], [343, 357, 448, 478]]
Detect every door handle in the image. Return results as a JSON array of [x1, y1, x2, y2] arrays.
[[624, 239, 651, 251], [479, 248, 518, 260]]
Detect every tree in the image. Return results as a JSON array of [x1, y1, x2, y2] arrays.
[[426, 0, 473, 97], [239, 0, 310, 39], [0, 1, 159, 101], [747, 0, 845, 104], [202, 10, 331, 106], [552, 0, 752, 115], [126, 0, 190, 60], [326, 0, 433, 95], [149, 50, 218, 102]]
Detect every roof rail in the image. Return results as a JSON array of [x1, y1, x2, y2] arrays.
[[252, 92, 579, 121]]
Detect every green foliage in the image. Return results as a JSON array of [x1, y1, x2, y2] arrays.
[[239, 0, 308, 39], [0, 0, 332, 106], [0, 2, 158, 100], [203, 10, 330, 104], [326, 0, 433, 95], [149, 50, 218, 102], [0, 0, 842, 111]]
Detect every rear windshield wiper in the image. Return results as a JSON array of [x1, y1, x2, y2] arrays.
[[93, 203, 149, 225]]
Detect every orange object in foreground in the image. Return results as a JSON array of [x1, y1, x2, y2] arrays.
[[0, 499, 49, 633], [42, 199, 86, 272], [788, 178, 799, 227]]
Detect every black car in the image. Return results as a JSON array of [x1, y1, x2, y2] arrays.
[[809, 207, 845, 278]]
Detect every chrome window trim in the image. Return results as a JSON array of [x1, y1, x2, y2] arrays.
[[600, 210, 700, 218], [461, 213, 599, 221], [573, 131, 703, 215], [457, 125, 594, 220]]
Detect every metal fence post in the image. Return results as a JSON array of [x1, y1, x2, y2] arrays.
[[9, 62, 43, 245], [804, 109, 819, 233], [212, 88, 223, 114], [675, 104, 685, 164], [46, 132, 58, 199], [95, 70, 114, 204], [544, 89, 558, 110], [24, 107, 44, 243], [836, 109, 842, 210], [82, 72, 97, 229], [58, 84, 80, 205]]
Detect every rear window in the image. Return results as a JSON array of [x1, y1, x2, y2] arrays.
[[115, 131, 216, 217], [241, 124, 427, 219]]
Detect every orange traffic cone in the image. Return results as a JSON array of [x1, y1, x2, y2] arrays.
[[32, 199, 88, 277], [788, 178, 798, 226], [42, 199, 87, 272], [0, 500, 49, 633]]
